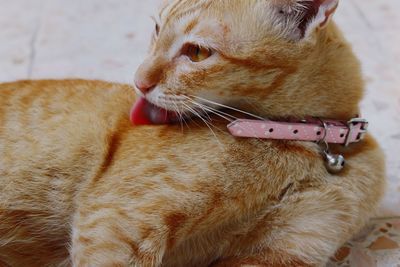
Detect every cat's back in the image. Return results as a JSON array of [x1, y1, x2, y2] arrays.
[[0, 80, 136, 266], [0, 79, 136, 199], [0, 79, 135, 126]]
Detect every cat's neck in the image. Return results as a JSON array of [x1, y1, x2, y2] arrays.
[[241, 23, 363, 122]]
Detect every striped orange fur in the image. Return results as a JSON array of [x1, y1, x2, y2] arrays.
[[0, 1, 385, 266]]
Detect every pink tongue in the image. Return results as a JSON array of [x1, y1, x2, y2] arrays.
[[130, 97, 174, 125]]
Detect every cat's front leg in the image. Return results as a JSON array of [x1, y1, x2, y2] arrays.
[[70, 207, 164, 267]]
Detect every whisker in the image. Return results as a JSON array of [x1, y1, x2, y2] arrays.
[[182, 102, 212, 126], [185, 112, 203, 129], [159, 94, 187, 101], [188, 100, 234, 122], [183, 101, 241, 139], [170, 96, 185, 132], [182, 102, 223, 148], [177, 102, 192, 130], [190, 95, 266, 121], [186, 99, 212, 121], [204, 106, 238, 121], [182, 96, 230, 122], [188, 97, 268, 144], [188, 99, 238, 122], [158, 94, 266, 147], [202, 108, 233, 123], [158, 100, 186, 109]]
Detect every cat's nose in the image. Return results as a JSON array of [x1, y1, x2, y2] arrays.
[[135, 80, 156, 95], [134, 55, 167, 95]]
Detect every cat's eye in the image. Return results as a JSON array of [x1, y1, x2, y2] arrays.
[[182, 43, 212, 62]]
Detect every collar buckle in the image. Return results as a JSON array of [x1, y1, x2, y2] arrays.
[[344, 118, 369, 146]]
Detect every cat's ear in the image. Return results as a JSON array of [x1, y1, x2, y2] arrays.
[[272, 0, 339, 40]]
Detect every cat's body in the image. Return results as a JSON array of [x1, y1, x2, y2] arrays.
[[0, 0, 386, 266], [0, 80, 385, 267]]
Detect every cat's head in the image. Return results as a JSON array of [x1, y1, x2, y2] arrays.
[[132, 0, 363, 125]]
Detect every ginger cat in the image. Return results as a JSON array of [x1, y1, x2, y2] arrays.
[[0, 0, 385, 266]]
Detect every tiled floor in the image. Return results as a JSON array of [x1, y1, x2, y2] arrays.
[[1, 0, 399, 216], [1, 1, 400, 266]]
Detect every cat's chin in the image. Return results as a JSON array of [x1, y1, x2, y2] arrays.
[[130, 97, 180, 125]]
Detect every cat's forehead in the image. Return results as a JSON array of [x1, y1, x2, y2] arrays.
[[157, 0, 279, 46], [155, 0, 227, 52], [158, 0, 217, 30], [158, 0, 210, 19]]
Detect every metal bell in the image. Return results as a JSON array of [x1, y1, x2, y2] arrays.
[[318, 120, 346, 174], [324, 152, 345, 174]]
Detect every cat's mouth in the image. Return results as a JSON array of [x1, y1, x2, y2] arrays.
[[130, 96, 261, 126], [130, 97, 182, 125]]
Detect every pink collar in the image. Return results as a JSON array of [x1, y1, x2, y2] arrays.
[[227, 117, 368, 146]]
